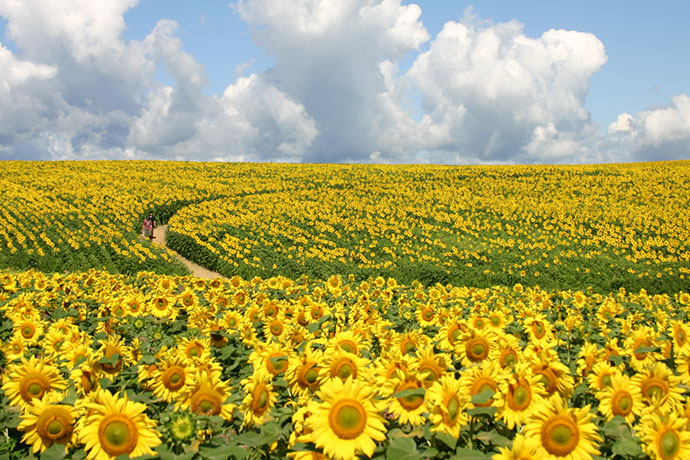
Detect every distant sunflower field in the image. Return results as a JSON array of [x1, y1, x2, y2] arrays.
[[1, 270, 690, 460], [1, 160, 689, 293], [1, 160, 690, 459]]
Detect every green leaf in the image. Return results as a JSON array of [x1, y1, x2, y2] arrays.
[[633, 346, 660, 354], [452, 447, 491, 459], [471, 388, 495, 405], [476, 430, 510, 448], [199, 444, 248, 460], [612, 437, 642, 457], [40, 444, 67, 460], [467, 406, 498, 418], [609, 355, 624, 366], [386, 437, 422, 460], [602, 415, 629, 439], [435, 431, 457, 450], [392, 387, 426, 399]]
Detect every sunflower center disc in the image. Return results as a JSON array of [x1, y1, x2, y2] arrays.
[[200, 399, 215, 413], [258, 389, 269, 408], [600, 374, 612, 388], [447, 396, 460, 422], [305, 368, 319, 384], [470, 342, 487, 360], [513, 385, 530, 409], [340, 342, 356, 354], [47, 419, 65, 437], [542, 418, 579, 457], [613, 392, 632, 415], [28, 382, 44, 396], [660, 430, 680, 459], [104, 421, 131, 449], [336, 363, 353, 380], [22, 326, 34, 337], [332, 403, 366, 440]]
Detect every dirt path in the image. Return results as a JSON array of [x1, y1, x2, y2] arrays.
[[153, 224, 226, 279]]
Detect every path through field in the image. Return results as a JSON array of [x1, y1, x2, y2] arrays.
[[153, 224, 226, 279]]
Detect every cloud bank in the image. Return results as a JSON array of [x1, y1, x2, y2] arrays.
[[0, 0, 688, 163]]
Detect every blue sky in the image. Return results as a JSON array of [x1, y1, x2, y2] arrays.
[[1, 0, 688, 163]]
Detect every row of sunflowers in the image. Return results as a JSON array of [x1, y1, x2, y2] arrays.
[[2, 161, 690, 293], [2, 269, 690, 459]]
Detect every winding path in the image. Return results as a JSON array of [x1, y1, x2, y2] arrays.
[[153, 224, 226, 279]]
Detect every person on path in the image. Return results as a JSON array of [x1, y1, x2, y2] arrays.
[[142, 217, 153, 239], [147, 211, 156, 239]]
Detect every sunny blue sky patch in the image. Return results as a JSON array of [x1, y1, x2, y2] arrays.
[[0, 0, 688, 163]]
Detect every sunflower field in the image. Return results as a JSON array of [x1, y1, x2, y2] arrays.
[[1, 270, 690, 460], [1, 161, 690, 293], [1, 160, 690, 460]]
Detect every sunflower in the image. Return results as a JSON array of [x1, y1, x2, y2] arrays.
[[576, 342, 602, 377], [305, 377, 386, 460], [435, 321, 465, 352], [631, 362, 684, 415], [396, 330, 430, 356], [675, 349, 690, 385], [380, 372, 427, 427], [320, 349, 371, 383], [181, 372, 235, 421], [177, 337, 212, 362], [524, 315, 556, 346], [531, 357, 575, 402], [638, 412, 690, 460], [492, 434, 541, 460], [327, 329, 369, 356], [524, 395, 601, 460], [670, 320, 690, 353], [149, 291, 178, 321], [2, 356, 67, 410], [3, 335, 26, 362], [625, 326, 663, 371], [263, 313, 290, 342], [177, 288, 199, 310], [426, 374, 469, 438], [150, 354, 194, 403], [456, 328, 495, 368], [78, 389, 161, 460], [286, 346, 324, 398], [18, 392, 77, 454], [241, 370, 277, 427], [490, 334, 523, 370], [94, 335, 132, 376], [415, 345, 451, 388], [496, 363, 548, 429], [70, 357, 102, 396], [586, 361, 619, 393], [415, 302, 437, 327], [459, 361, 505, 410], [250, 341, 293, 377], [13, 317, 45, 345], [596, 372, 642, 425]]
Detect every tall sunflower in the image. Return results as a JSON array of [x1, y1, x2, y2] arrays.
[[78, 390, 161, 460], [2, 356, 67, 410], [150, 353, 194, 403], [305, 377, 386, 460], [637, 412, 690, 460], [380, 371, 427, 427], [596, 373, 642, 425], [492, 434, 541, 460], [241, 369, 277, 427], [524, 395, 601, 460], [426, 374, 469, 438], [496, 363, 548, 430], [631, 362, 684, 416], [18, 392, 77, 454], [181, 372, 235, 421], [286, 346, 324, 398]]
